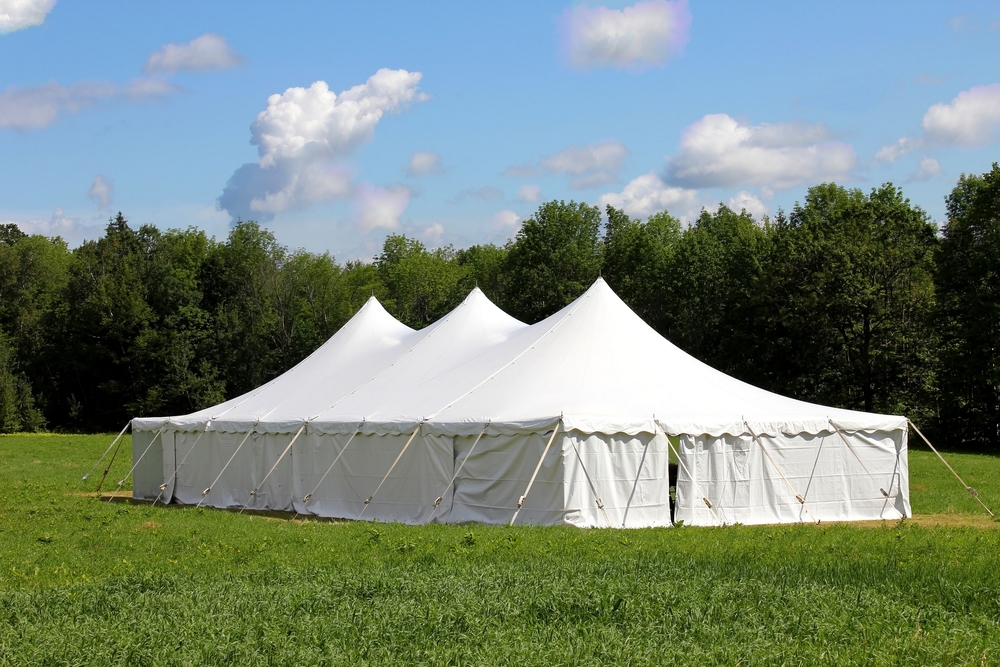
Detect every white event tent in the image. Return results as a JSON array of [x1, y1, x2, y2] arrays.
[[131, 278, 911, 527]]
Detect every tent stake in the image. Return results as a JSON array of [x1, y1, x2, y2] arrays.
[[428, 422, 489, 523], [294, 421, 364, 521], [908, 419, 994, 517], [510, 420, 561, 526], [77, 421, 131, 494], [198, 420, 260, 508], [359, 424, 422, 520], [239, 423, 306, 515]]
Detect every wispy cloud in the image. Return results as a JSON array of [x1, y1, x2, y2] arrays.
[[143, 33, 242, 73], [87, 174, 113, 208], [542, 140, 628, 189], [406, 150, 442, 176], [560, 0, 691, 71]]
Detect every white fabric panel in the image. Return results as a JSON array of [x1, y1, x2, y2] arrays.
[[291, 432, 453, 524], [130, 428, 162, 500], [200, 430, 259, 509], [169, 430, 215, 506], [561, 431, 672, 529], [675, 429, 910, 526], [449, 432, 566, 526]]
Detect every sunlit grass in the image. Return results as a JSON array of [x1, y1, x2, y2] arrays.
[[1, 434, 998, 665]]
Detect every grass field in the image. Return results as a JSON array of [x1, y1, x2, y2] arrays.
[[1, 434, 998, 665]]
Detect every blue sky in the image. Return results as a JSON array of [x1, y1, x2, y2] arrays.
[[2, 1, 1000, 260]]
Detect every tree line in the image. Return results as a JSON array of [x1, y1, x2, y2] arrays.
[[2, 165, 999, 451]]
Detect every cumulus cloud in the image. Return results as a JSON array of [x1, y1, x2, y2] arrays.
[[456, 186, 503, 201], [542, 140, 628, 189], [727, 191, 767, 218], [517, 184, 541, 203], [598, 171, 700, 220], [143, 33, 242, 73], [492, 209, 521, 230], [921, 84, 1000, 146], [87, 174, 113, 208], [0, 0, 55, 33], [665, 114, 855, 190], [502, 163, 537, 178], [908, 157, 942, 181], [875, 84, 1000, 164], [354, 183, 411, 232], [218, 69, 428, 221], [560, 0, 691, 70], [0, 77, 176, 130], [406, 150, 442, 176]]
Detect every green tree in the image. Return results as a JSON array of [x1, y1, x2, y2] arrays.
[[937, 163, 1000, 450], [502, 200, 603, 323], [602, 205, 682, 332], [376, 235, 464, 328], [765, 183, 937, 416]]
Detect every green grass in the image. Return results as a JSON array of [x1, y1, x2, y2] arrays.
[[1, 435, 998, 665]]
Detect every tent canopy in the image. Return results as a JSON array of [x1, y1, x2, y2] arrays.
[[134, 278, 904, 439]]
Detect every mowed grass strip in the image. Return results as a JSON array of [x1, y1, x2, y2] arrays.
[[1, 434, 998, 665]]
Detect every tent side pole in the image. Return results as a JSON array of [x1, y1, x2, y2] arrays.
[[153, 421, 211, 506], [358, 424, 422, 520], [657, 421, 720, 525], [510, 420, 561, 527], [198, 420, 260, 507], [294, 421, 364, 520], [909, 419, 994, 517], [108, 424, 167, 502], [744, 421, 819, 524], [428, 422, 489, 523], [621, 435, 652, 528], [239, 423, 306, 514], [567, 434, 612, 528], [829, 419, 890, 498], [77, 421, 131, 493]]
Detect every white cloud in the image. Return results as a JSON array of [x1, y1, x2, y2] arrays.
[[727, 191, 767, 218], [598, 171, 700, 220], [909, 157, 942, 181], [921, 84, 1000, 146], [666, 113, 855, 190], [502, 163, 537, 178], [0, 0, 55, 34], [874, 136, 920, 164], [87, 174, 113, 208], [406, 150, 442, 176], [560, 0, 691, 70], [542, 140, 628, 189], [0, 77, 176, 130], [949, 14, 1000, 32], [9, 207, 100, 241], [517, 184, 541, 203], [492, 209, 521, 229], [218, 69, 428, 221], [457, 186, 503, 201], [419, 222, 446, 245], [143, 33, 242, 73], [354, 183, 410, 232]]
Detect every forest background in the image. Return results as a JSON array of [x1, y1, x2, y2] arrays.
[[2, 165, 999, 452]]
